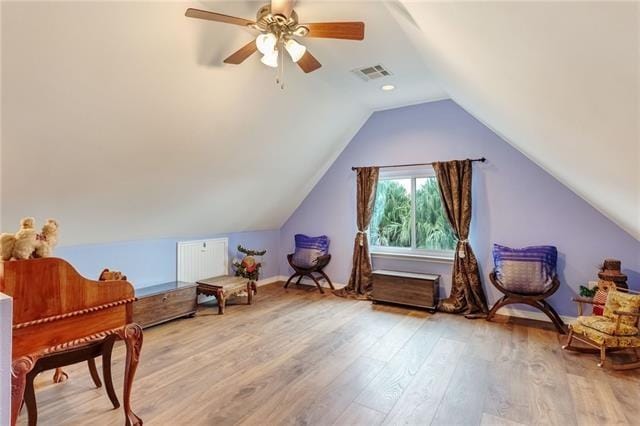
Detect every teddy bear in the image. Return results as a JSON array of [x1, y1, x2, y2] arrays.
[[0, 219, 31, 260], [98, 268, 128, 281], [0, 232, 15, 261], [34, 219, 59, 258], [0, 217, 60, 260], [11, 217, 39, 260]]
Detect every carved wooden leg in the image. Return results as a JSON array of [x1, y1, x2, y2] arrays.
[[52, 367, 68, 383], [252, 282, 257, 295], [486, 295, 509, 321], [318, 271, 335, 290], [102, 335, 120, 409], [284, 273, 298, 289], [87, 357, 102, 388], [538, 300, 567, 334], [247, 282, 253, 305], [11, 356, 37, 426], [296, 274, 304, 285], [24, 372, 37, 426], [116, 324, 143, 426], [309, 274, 324, 294], [215, 289, 226, 315]]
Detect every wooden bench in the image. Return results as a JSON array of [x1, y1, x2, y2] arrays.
[[196, 276, 256, 314]]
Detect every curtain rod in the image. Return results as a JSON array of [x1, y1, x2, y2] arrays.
[[351, 157, 486, 171]]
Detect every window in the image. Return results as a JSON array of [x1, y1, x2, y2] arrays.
[[369, 166, 456, 259]]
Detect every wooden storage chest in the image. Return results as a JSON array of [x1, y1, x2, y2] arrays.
[[133, 281, 198, 328], [371, 270, 440, 311]]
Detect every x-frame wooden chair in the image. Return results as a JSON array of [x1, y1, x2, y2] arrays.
[[284, 253, 334, 294], [487, 271, 567, 334]]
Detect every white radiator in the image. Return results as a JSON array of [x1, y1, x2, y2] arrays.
[[177, 238, 228, 282]]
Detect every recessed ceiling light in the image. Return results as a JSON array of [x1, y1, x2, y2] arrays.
[[381, 84, 395, 91]]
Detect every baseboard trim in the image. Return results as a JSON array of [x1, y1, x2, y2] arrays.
[[494, 306, 575, 324], [260, 276, 576, 324], [255, 275, 286, 287]]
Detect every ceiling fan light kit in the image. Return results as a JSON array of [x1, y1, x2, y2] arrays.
[[256, 33, 278, 55], [185, 1, 365, 88], [261, 49, 279, 68], [284, 39, 306, 63]]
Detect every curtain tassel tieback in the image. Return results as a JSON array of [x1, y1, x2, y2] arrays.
[[458, 239, 469, 258], [356, 231, 365, 246]]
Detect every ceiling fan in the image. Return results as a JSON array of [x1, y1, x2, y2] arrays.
[[185, 0, 365, 74]]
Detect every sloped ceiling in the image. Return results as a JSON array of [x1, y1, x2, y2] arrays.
[[393, 1, 639, 240], [2, 1, 638, 245], [0, 1, 445, 245]]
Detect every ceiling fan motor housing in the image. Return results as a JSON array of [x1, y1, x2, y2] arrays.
[[252, 4, 309, 38]]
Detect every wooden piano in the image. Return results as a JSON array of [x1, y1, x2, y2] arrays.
[[0, 258, 143, 426]]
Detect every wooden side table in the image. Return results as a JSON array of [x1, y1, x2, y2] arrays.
[[196, 276, 256, 314]]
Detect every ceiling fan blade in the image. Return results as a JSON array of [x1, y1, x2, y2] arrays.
[[270, 0, 295, 18], [302, 22, 365, 40], [185, 8, 255, 27], [223, 40, 258, 65], [297, 50, 322, 73]]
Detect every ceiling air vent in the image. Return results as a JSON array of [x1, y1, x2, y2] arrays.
[[351, 64, 392, 81]]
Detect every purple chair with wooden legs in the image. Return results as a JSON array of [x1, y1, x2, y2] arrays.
[[284, 253, 334, 294], [283, 234, 333, 294], [486, 244, 567, 334]]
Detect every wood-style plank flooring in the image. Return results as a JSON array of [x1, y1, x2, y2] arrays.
[[19, 283, 640, 425]]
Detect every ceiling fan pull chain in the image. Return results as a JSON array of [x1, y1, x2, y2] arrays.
[[280, 44, 285, 90], [274, 43, 280, 86]]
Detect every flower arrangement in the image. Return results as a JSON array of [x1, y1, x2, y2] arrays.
[[232, 245, 267, 282]]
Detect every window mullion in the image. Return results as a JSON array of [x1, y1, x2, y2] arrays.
[[411, 178, 416, 250]]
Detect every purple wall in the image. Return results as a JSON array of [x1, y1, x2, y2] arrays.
[[57, 229, 280, 288], [279, 100, 640, 317]]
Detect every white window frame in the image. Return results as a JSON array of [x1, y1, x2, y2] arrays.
[[369, 165, 455, 262]]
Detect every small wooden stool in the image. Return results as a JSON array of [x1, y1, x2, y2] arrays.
[[196, 276, 256, 314], [23, 335, 119, 426]]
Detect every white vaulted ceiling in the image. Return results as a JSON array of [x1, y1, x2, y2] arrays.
[[0, 1, 445, 244], [393, 0, 639, 240], [1, 1, 638, 244]]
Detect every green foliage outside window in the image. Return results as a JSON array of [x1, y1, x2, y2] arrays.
[[371, 179, 412, 247], [370, 177, 456, 252]]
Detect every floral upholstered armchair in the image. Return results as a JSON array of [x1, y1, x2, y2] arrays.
[[563, 284, 640, 369]]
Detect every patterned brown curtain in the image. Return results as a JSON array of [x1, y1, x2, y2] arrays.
[[433, 159, 488, 316], [334, 167, 379, 298]]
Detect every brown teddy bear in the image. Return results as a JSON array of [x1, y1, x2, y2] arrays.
[[99, 268, 128, 281]]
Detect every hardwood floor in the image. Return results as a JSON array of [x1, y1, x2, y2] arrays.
[[18, 283, 640, 425]]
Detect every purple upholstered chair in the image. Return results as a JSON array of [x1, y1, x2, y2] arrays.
[[486, 244, 566, 333], [284, 234, 333, 294]]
